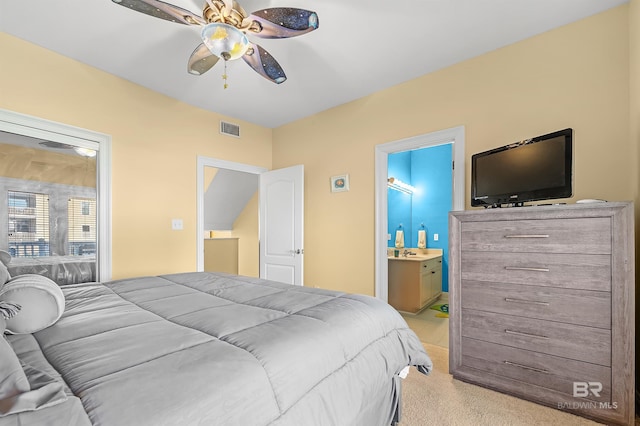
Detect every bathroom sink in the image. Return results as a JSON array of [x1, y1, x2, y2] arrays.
[[388, 253, 439, 261]]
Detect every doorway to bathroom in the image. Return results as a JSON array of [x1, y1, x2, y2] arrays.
[[375, 126, 464, 348], [387, 142, 452, 294]]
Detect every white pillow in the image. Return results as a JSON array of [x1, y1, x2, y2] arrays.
[[0, 275, 65, 335], [0, 335, 30, 414], [0, 264, 9, 293], [0, 250, 11, 291], [0, 251, 10, 268], [0, 334, 67, 416]]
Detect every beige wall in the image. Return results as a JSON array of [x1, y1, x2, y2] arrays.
[[231, 192, 259, 277], [0, 33, 273, 279], [633, 1, 640, 200], [273, 5, 633, 295], [629, 0, 640, 396], [203, 167, 219, 194]]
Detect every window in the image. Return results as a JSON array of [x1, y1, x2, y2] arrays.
[[7, 191, 50, 257], [0, 109, 111, 282], [68, 197, 97, 256]]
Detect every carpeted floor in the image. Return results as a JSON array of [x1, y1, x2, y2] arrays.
[[400, 343, 602, 425]]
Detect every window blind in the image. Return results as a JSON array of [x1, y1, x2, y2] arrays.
[[7, 190, 50, 257], [68, 197, 97, 256]]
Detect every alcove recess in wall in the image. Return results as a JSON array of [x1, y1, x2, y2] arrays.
[[220, 121, 240, 138]]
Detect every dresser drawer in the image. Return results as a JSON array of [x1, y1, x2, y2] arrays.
[[461, 309, 611, 366], [460, 217, 611, 254], [461, 251, 611, 291], [461, 280, 611, 329], [461, 337, 611, 402]]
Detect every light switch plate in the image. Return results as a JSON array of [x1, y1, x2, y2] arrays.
[[433, 233, 439, 241], [172, 219, 183, 230]]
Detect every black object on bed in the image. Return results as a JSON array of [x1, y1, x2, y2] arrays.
[[2, 272, 432, 426]]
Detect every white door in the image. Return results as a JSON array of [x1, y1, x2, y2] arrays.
[[259, 165, 304, 285]]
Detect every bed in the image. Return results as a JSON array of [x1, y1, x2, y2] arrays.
[[0, 271, 432, 426]]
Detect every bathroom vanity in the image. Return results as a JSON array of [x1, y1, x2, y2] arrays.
[[388, 249, 443, 313]]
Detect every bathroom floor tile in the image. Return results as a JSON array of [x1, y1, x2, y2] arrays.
[[400, 294, 449, 349]]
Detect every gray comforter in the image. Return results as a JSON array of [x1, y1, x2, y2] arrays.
[[4, 272, 432, 426]]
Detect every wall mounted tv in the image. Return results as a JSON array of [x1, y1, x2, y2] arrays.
[[471, 128, 573, 207]]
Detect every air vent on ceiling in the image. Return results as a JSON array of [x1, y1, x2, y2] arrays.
[[220, 121, 240, 138]]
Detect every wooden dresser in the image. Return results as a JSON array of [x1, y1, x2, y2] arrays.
[[449, 202, 634, 425]]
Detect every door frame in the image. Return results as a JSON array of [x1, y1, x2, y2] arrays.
[[0, 109, 113, 281], [374, 125, 465, 302], [196, 156, 267, 271]]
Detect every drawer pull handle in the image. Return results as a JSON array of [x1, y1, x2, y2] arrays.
[[504, 266, 550, 272], [504, 234, 549, 239], [504, 297, 549, 306], [505, 329, 549, 339], [503, 361, 549, 374]]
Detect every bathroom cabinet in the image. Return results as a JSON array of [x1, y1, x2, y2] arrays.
[[388, 255, 442, 313]]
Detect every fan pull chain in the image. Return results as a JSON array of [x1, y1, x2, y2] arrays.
[[222, 60, 229, 89]]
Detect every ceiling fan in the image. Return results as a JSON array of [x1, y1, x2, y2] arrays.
[[111, 0, 319, 86]]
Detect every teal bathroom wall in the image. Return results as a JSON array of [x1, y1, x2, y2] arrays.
[[387, 151, 412, 249], [411, 143, 452, 292], [388, 143, 452, 292]]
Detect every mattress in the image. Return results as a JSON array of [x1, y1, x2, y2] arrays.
[[3, 272, 432, 425]]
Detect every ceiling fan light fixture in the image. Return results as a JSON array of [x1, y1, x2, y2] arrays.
[[73, 147, 97, 158], [111, 0, 319, 85], [201, 22, 249, 61]]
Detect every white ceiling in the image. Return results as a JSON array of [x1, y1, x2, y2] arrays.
[[0, 0, 627, 128]]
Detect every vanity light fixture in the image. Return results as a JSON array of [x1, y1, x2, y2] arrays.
[[387, 177, 416, 194]]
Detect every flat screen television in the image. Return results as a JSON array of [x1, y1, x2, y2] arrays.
[[471, 128, 573, 207]]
